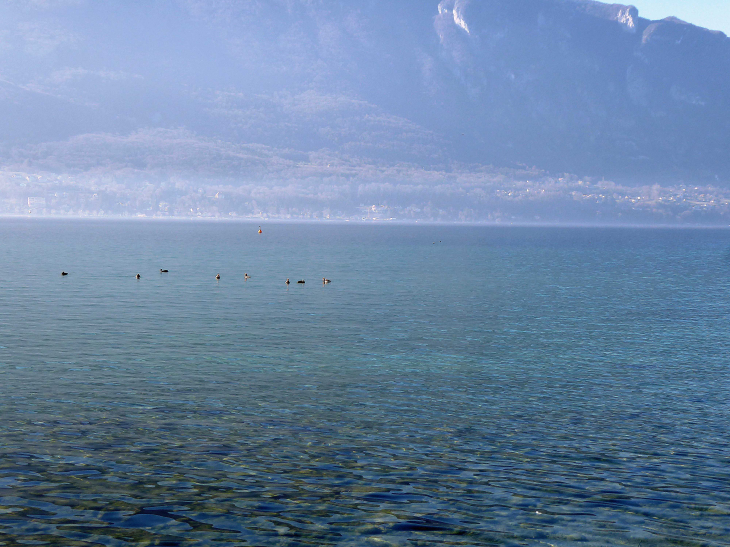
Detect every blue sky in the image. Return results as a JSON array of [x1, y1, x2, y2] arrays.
[[632, 0, 730, 34]]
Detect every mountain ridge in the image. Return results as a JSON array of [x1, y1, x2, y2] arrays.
[[0, 0, 729, 222]]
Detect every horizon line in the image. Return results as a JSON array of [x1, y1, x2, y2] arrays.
[[2, 213, 730, 230]]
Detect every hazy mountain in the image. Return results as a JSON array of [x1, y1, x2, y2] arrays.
[[0, 0, 728, 192]]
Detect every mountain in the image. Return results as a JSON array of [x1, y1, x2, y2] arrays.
[[432, 0, 730, 180], [0, 0, 729, 221]]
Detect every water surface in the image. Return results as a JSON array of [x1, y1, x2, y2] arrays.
[[0, 219, 729, 546]]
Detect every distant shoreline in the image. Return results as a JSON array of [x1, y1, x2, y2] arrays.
[[1, 213, 729, 230]]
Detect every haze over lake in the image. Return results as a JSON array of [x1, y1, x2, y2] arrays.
[[2, 0, 730, 544]]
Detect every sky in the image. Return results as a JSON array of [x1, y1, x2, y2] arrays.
[[632, 0, 730, 34]]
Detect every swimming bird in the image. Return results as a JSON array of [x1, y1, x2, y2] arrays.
[[160, 269, 168, 273], [297, 280, 305, 284], [136, 273, 141, 279], [285, 278, 290, 285], [244, 273, 251, 279], [323, 277, 331, 284], [216, 274, 220, 280], [61, 271, 68, 276]]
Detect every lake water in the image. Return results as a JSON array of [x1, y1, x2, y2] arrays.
[[0, 219, 729, 546]]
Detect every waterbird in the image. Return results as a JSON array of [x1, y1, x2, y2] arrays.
[[160, 269, 168, 273], [285, 278, 290, 285], [244, 273, 251, 279], [136, 274, 141, 279], [297, 280, 305, 284], [61, 271, 68, 276], [323, 278, 331, 284], [216, 274, 220, 280]]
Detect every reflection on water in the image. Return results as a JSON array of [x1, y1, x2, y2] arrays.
[[0, 220, 729, 545]]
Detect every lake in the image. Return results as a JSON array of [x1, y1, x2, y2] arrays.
[[0, 219, 728, 546]]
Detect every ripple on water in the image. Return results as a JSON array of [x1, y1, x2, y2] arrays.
[[1, 222, 730, 545]]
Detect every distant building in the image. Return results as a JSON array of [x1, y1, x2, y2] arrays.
[[28, 197, 46, 209]]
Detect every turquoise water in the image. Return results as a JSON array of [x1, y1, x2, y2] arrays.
[[0, 219, 729, 546]]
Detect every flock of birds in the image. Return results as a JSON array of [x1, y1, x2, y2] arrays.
[[59, 270, 332, 285], [59, 228, 333, 285]]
